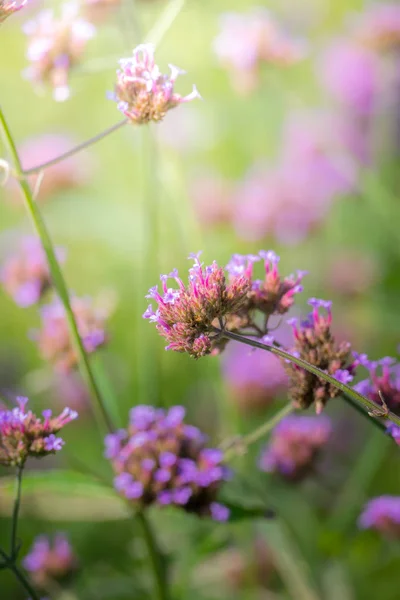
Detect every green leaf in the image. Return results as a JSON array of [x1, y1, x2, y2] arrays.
[[0, 470, 130, 521]]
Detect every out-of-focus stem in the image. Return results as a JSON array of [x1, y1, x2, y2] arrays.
[[215, 328, 400, 428], [223, 402, 294, 461], [22, 119, 128, 175], [10, 466, 23, 559], [0, 107, 113, 434], [137, 511, 170, 600], [0, 548, 41, 600]]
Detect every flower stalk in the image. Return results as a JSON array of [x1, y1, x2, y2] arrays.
[[137, 511, 170, 600], [10, 466, 23, 559], [0, 106, 113, 434], [215, 328, 400, 428]]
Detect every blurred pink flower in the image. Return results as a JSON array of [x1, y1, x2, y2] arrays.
[[221, 340, 288, 412], [23, 2, 96, 101], [32, 295, 111, 373], [214, 8, 306, 94], [189, 173, 232, 227], [53, 372, 90, 413], [1, 236, 65, 307], [83, 0, 120, 24], [0, 0, 27, 24], [6, 133, 91, 204], [352, 3, 400, 51], [326, 251, 378, 297], [23, 533, 78, 588], [319, 40, 379, 114]]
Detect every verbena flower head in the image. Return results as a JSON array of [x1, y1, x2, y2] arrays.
[[354, 355, 400, 444], [358, 495, 400, 538], [222, 341, 288, 412], [0, 0, 26, 23], [214, 8, 305, 94], [105, 405, 230, 520], [285, 298, 356, 413], [33, 296, 109, 372], [23, 2, 96, 101], [111, 43, 200, 124], [23, 533, 78, 588], [226, 250, 306, 319], [6, 133, 91, 205], [0, 397, 77, 467], [143, 252, 250, 358], [1, 237, 65, 307], [259, 414, 332, 481], [353, 3, 400, 51]]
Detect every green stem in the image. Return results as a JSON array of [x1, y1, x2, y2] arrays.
[[216, 328, 400, 428], [0, 549, 41, 600], [223, 402, 295, 461], [0, 106, 113, 434], [137, 511, 169, 600], [145, 0, 186, 47], [10, 466, 23, 559], [21, 118, 128, 175]]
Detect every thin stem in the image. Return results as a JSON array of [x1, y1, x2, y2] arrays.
[[223, 402, 294, 462], [9, 561, 41, 600], [137, 511, 169, 600], [145, 0, 186, 47], [0, 107, 113, 434], [21, 118, 128, 175], [10, 466, 23, 558], [215, 328, 400, 428]]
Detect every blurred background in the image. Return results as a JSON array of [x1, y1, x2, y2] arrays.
[[0, 0, 399, 598]]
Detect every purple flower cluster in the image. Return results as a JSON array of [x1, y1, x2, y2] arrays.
[[105, 405, 230, 521], [0, 0, 26, 24], [354, 355, 400, 444], [226, 250, 306, 318], [23, 2, 96, 101], [1, 237, 65, 307], [143, 252, 250, 358], [213, 8, 306, 94], [23, 533, 77, 589], [32, 295, 109, 372], [358, 495, 400, 538], [285, 298, 356, 413], [0, 396, 77, 467], [111, 43, 200, 125], [259, 414, 332, 481]]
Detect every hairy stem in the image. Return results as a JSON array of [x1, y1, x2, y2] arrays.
[[223, 402, 295, 461], [21, 118, 128, 175], [215, 328, 400, 428], [10, 466, 23, 559], [0, 107, 113, 433], [137, 511, 170, 600]]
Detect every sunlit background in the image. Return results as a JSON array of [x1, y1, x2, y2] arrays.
[[0, 0, 400, 598]]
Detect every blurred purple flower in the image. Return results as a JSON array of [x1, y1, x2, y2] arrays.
[[352, 3, 400, 52], [214, 8, 306, 94], [189, 172, 232, 228], [319, 40, 379, 114], [23, 2, 96, 101], [221, 341, 288, 412], [1, 237, 65, 307], [111, 43, 200, 124], [23, 533, 78, 588], [326, 251, 378, 297], [0, 396, 77, 467], [105, 405, 230, 520], [259, 414, 332, 480], [358, 495, 400, 538]]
